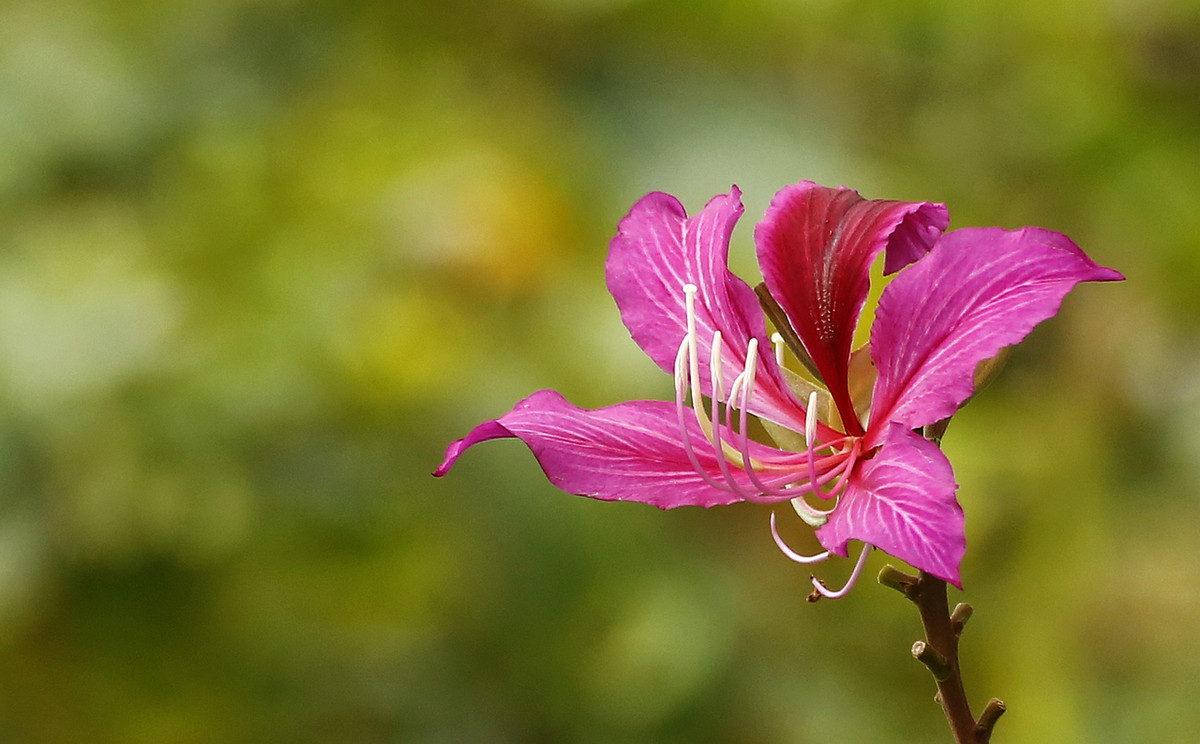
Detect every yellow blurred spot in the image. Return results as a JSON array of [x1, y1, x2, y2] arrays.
[[387, 146, 570, 297], [337, 286, 477, 403]]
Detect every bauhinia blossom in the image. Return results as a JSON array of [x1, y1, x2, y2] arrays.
[[435, 181, 1122, 593]]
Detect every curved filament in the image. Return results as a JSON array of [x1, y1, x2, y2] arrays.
[[810, 542, 873, 600], [769, 511, 831, 564]]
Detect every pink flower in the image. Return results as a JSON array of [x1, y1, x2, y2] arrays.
[[435, 182, 1122, 592]]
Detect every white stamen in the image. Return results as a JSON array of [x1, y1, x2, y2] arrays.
[[675, 340, 743, 495], [743, 337, 759, 388], [675, 282, 842, 510], [682, 284, 720, 443], [725, 339, 836, 510], [706, 330, 750, 493], [673, 285, 738, 495], [709, 331, 724, 403], [672, 284, 764, 501], [673, 332, 690, 401], [788, 388, 843, 521], [732, 339, 807, 501], [810, 542, 873, 599], [680, 302, 792, 504], [771, 332, 785, 367], [684, 284, 701, 412], [783, 388, 832, 526], [804, 391, 819, 451], [770, 512, 831, 564]]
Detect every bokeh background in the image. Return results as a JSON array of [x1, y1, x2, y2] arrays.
[[0, 0, 1195, 741]]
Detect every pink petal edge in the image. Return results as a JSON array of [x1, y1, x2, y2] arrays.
[[869, 226, 1125, 434], [816, 423, 965, 587], [754, 181, 948, 432], [605, 187, 809, 433], [435, 390, 796, 509]]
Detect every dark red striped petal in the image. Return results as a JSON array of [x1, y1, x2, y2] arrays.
[[755, 182, 947, 434]]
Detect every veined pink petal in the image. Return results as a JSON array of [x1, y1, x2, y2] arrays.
[[815, 424, 965, 587], [434, 390, 796, 509], [755, 182, 948, 434], [606, 188, 808, 433], [868, 227, 1125, 435]]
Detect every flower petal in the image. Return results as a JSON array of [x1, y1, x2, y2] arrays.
[[606, 188, 807, 432], [869, 227, 1125, 433], [755, 182, 948, 434], [434, 390, 792, 509], [816, 424, 965, 587]]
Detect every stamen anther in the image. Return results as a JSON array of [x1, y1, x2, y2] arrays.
[[683, 284, 707, 427], [709, 331, 724, 402], [804, 391, 819, 450], [798, 389, 838, 513]]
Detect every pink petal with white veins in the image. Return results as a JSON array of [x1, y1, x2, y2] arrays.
[[435, 390, 803, 509], [755, 182, 948, 433], [816, 423, 965, 587], [869, 226, 1125, 436], [606, 187, 809, 433]]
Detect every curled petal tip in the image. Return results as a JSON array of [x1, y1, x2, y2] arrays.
[[432, 419, 514, 479], [433, 439, 467, 477]]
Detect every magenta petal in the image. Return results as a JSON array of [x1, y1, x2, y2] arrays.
[[606, 188, 807, 433], [816, 424, 965, 587], [869, 227, 1125, 433], [755, 182, 948, 433], [434, 390, 788, 509], [434, 419, 511, 477]]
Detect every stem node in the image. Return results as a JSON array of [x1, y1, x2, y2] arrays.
[[878, 564, 919, 598], [912, 640, 952, 681], [901, 572, 987, 743], [976, 698, 1007, 740], [950, 602, 974, 636]]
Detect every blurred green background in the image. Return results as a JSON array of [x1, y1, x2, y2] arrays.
[[0, 0, 1194, 741]]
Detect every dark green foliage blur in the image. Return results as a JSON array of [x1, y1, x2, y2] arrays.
[[0, 0, 1194, 741]]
